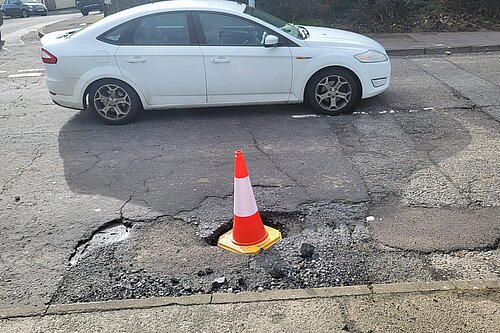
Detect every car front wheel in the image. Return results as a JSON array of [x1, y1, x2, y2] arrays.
[[306, 68, 360, 116], [88, 79, 141, 125], [21, 9, 29, 18]]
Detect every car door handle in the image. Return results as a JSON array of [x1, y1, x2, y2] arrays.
[[211, 57, 230, 64], [126, 57, 147, 63]]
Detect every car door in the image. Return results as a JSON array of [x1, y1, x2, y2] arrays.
[[114, 12, 206, 107], [195, 12, 293, 104], [12, 0, 22, 16], [3, 0, 15, 17]]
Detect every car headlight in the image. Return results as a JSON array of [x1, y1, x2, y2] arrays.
[[354, 50, 388, 63]]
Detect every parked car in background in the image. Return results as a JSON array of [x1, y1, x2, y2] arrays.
[[76, 0, 102, 16], [40, 0, 391, 125], [1, 0, 47, 18], [0, 11, 3, 49]]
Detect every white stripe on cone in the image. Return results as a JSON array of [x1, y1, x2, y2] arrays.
[[234, 176, 258, 217]]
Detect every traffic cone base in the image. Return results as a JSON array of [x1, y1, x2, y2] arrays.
[[217, 225, 282, 254]]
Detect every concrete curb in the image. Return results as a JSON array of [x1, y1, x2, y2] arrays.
[[1, 279, 498, 320], [387, 44, 500, 56], [0, 305, 47, 320]]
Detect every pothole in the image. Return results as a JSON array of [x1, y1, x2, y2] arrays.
[[69, 221, 130, 267], [203, 211, 305, 246], [261, 211, 306, 238]]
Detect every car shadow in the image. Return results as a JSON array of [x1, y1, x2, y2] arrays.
[[57, 104, 314, 215], [58, 98, 473, 216]]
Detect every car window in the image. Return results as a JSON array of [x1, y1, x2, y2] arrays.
[[198, 12, 269, 46], [127, 13, 190, 46], [243, 6, 305, 40], [97, 21, 132, 45]]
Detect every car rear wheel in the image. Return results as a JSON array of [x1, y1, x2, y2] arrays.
[[21, 9, 29, 18], [88, 79, 141, 125], [306, 68, 360, 116], [81, 9, 89, 16]]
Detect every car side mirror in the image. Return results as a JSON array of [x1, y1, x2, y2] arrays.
[[264, 35, 279, 47]]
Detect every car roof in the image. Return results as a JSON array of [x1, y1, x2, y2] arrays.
[[117, 0, 246, 18], [151, 0, 245, 11], [82, 0, 247, 36]]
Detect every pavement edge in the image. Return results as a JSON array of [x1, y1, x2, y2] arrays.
[[1, 279, 498, 320]]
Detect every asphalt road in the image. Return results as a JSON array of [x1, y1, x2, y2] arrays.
[[1, 10, 79, 47], [0, 24, 499, 309]]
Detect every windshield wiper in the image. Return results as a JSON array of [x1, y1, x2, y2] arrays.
[[57, 29, 81, 39]]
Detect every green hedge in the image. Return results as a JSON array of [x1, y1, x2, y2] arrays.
[[109, 0, 151, 13], [258, 0, 500, 32], [109, 0, 500, 32]]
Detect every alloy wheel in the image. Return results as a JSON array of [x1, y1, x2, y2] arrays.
[[314, 75, 352, 111], [93, 84, 132, 121]]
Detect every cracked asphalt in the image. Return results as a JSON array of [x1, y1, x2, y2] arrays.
[[0, 27, 499, 309]]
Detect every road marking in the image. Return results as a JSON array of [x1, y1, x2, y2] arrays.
[[18, 69, 45, 73], [292, 114, 321, 119], [0, 71, 6, 74], [7, 72, 44, 78]]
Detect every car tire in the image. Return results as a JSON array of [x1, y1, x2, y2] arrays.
[[306, 68, 360, 116], [21, 9, 29, 18], [81, 9, 89, 16], [88, 79, 141, 125]]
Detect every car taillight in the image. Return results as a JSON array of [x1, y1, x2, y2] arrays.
[[41, 48, 57, 64]]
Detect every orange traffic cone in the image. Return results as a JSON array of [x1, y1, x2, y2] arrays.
[[218, 150, 282, 254]]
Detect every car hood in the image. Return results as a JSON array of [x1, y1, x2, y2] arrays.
[[302, 26, 385, 53]]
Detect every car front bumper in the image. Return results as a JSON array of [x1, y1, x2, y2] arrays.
[[28, 7, 47, 15], [358, 60, 392, 99]]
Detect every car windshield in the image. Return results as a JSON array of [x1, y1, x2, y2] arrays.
[[243, 6, 307, 40]]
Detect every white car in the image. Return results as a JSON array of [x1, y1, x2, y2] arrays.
[[41, 0, 391, 124]]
